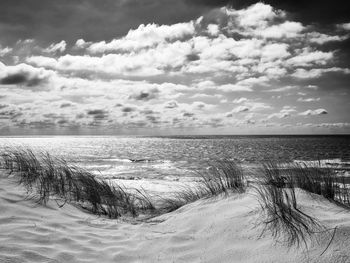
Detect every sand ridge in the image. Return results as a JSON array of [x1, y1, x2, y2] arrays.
[[0, 173, 350, 263]]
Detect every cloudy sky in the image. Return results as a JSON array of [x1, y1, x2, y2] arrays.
[[0, 0, 350, 135]]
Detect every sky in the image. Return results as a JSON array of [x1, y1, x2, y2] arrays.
[[0, 0, 350, 135]]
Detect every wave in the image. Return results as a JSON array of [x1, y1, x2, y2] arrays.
[[102, 158, 172, 164]]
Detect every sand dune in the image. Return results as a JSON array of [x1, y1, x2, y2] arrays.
[[1, 173, 350, 263]]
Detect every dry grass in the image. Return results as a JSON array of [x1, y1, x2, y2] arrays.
[[0, 148, 155, 218], [254, 162, 322, 248], [0, 149, 247, 217], [159, 160, 247, 212], [285, 162, 350, 207]]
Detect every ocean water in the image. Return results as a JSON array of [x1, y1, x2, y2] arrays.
[[0, 135, 349, 182]]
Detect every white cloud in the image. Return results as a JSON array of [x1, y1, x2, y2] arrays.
[[299, 108, 328, 116], [87, 22, 195, 53], [44, 40, 67, 53], [233, 97, 248, 103], [226, 3, 278, 28], [297, 97, 320, 102], [261, 43, 290, 61], [231, 105, 250, 114], [207, 24, 219, 36], [292, 67, 350, 78], [267, 86, 298, 92], [0, 62, 53, 87], [0, 46, 12, 56], [258, 21, 304, 38], [287, 49, 333, 67], [337, 22, 350, 30], [307, 32, 348, 44]]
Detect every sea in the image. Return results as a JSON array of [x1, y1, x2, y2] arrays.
[[0, 135, 349, 188]]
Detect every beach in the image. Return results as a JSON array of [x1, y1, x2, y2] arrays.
[[1, 171, 350, 263]]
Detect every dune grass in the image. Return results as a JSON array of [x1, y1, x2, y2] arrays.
[[159, 160, 247, 212], [0, 149, 247, 217], [1, 147, 347, 248], [254, 162, 322, 247], [0, 148, 155, 218], [285, 162, 350, 207]]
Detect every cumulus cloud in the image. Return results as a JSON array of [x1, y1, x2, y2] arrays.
[[287, 49, 333, 67], [1, 3, 350, 133], [44, 40, 67, 53], [232, 106, 249, 113], [307, 32, 348, 44], [299, 109, 328, 116], [0, 45, 12, 56], [86, 22, 195, 53], [297, 97, 320, 102], [129, 88, 159, 101], [164, 100, 178, 109], [338, 23, 350, 30], [232, 97, 248, 103], [0, 62, 53, 87], [292, 67, 350, 78]]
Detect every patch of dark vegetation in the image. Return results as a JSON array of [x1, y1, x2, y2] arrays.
[[254, 162, 322, 248], [0, 149, 247, 218], [285, 162, 350, 207], [0, 148, 155, 218], [159, 160, 247, 213]]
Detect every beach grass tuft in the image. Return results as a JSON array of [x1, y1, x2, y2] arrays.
[[159, 160, 247, 212], [285, 162, 350, 207], [254, 162, 322, 247], [0, 148, 155, 218]]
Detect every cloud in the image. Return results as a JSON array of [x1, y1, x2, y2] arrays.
[[1, 3, 350, 134], [0, 62, 53, 87], [164, 100, 178, 109], [287, 49, 333, 67], [86, 22, 195, 53], [129, 88, 159, 101], [307, 32, 348, 44], [86, 109, 109, 120], [338, 23, 350, 31], [232, 106, 249, 113], [44, 40, 66, 53], [267, 86, 298, 92], [299, 108, 328, 116], [267, 106, 296, 119], [292, 67, 350, 78], [0, 46, 12, 56], [232, 97, 248, 103], [297, 97, 320, 102]]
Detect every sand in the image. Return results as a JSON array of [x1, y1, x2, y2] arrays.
[[1, 173, 350, 263]]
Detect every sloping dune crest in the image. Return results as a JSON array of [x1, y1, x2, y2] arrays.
[[1, 174, 350, 263]]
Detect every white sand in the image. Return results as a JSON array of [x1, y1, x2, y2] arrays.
[[1, 173, 350, 263]]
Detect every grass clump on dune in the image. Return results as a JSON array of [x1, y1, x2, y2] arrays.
[[159, 160, 247, 212], [0, 148, 155, 218], [0, 149, 247, 217], [254, 162, 322, 248], [286, 162, 350, 207]]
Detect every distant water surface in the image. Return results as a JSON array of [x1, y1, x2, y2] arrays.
[[0, 135, 349, 181]]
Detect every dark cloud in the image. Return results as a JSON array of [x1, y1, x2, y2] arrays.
[[0, 108, 22, 119], [60, 103, 72, 108], [164, 101, 178, 109], [87, 109, 108, 120], [129, 89, 159, 101], [1, 73, 45, 86], [0, 73, 27, 85], [122, 106, 136, 113], [183, 112, 195, 117]]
